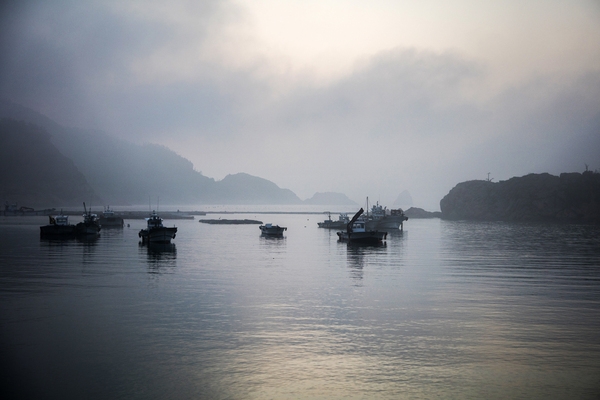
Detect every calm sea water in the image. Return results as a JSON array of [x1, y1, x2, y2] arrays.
[[1, 212, 599, 399]]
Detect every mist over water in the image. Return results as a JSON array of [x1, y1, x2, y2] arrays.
[[1, 213, 599, 399]]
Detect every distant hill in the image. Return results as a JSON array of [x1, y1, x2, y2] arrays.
[[0, 100, 306, 206], [304, 192, 358, 205], [440, 172, 600, 222], [404, 207, 441, 219], [214, 173, 302, 204], [49, 127, 217, 205], [393, 190, 413, 208], [0, 118, 101, 207]]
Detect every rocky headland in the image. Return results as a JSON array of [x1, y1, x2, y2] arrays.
[[440, 172, 600, 223], [404, 207, 442, 219]]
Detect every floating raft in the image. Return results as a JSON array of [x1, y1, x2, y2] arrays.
[[199, 219, 263, 225]]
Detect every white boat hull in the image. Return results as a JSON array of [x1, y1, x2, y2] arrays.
[[140, 227, 177, 243], [366, 216, 405, 230]]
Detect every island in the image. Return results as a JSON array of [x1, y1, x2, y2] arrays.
[[440, 171, 600, 223]]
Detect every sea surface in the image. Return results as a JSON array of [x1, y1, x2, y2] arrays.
[[1, 211, 600, 399]]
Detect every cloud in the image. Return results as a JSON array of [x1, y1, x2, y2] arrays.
[[1, 0, 599, 210]]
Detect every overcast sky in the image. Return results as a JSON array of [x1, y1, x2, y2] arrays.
[[2, 0, 599, 210]]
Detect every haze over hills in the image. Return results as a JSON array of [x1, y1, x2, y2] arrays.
[[0, 100, 361, 207], [393, 190, 413, 209], [49, 127, 217, 205], [0, 119, 101, 207], [304, 192, 358, 206]]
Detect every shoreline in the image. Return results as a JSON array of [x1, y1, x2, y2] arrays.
[[0, 209, 338, 225]]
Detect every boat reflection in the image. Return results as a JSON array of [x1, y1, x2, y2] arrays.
[[140, 242, 177, 271], [40, 236, 75, 245], [76, 234, 100, 245], [40, 234, 100, 246], [385, 228, 406, 238], [259, 235, 287, 246], [345, 242, 387, 283]]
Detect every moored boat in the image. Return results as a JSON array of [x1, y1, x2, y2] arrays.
[[40, 213, 76, 238], [259, 223, 287, 236], [317, 212, 350, 229], [362, 201, 408, 231], [337, 208, 387, 244], [98, 206, 124, 228], [76, 203, 101, 236], [139, 211, 177, 243]]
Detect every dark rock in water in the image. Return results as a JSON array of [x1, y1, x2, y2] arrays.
[[440, 172, 600, 222], [404, 207, 441, 219]]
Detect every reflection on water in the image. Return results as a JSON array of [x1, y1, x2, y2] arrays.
[[76, 235, 100, 245], [345, 242, 387, 283], [39, 234, 100, 245], [140, 242, 177, 271], [436, 220, 600, 398], [441, 221, 600, 285], [259, 235, 287, 248], [1, 217, 599, 399]]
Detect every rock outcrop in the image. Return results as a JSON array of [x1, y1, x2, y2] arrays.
[[404, 207, 441, 219], [440, 172, 600, 223]]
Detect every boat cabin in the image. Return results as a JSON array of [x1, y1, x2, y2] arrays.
[[51, 215, 70, 225], [146, 212, 164, 229], [350, 221, 366, 233]]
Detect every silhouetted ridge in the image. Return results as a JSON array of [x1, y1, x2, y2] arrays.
[[440, 172, 600, 222], [216, 173, 302, 204], [0, 101, 307, 206], [0, 118, 100, 207]]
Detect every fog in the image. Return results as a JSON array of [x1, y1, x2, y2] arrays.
[[1, 0, 599, 210]]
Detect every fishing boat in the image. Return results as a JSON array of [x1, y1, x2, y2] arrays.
[[317, 212, 350, 229], [40, 213, 76, 238], [259, 223, 287, 237], [98, 206, 124, 228], [363, 201, 408, 231], [337, 208, 387, 244], [139, 211, 177, 243], [75, 203, 101, 236]]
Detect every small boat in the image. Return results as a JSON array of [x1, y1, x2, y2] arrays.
[[76, 203, 101, 236], [40, 213, 76, 238], [139, 211, 177, 243], [317, 212, 350, 229], [98, 206, 124, 228], [259, 223, 287, 236], [337, 208, 387, 244]]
